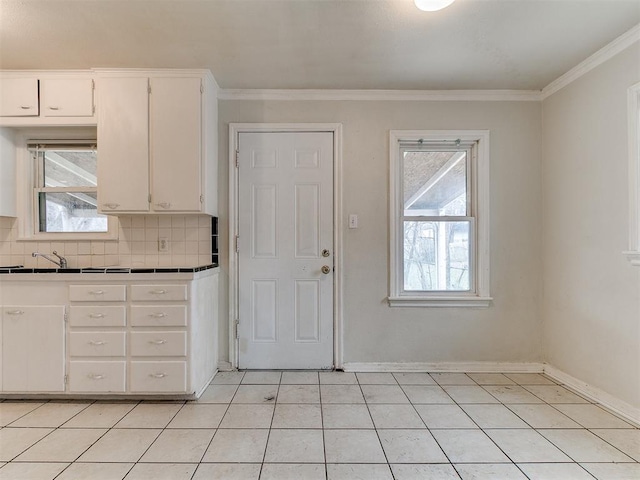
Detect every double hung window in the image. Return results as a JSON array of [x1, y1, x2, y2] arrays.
[[389, 131, 491, 306]]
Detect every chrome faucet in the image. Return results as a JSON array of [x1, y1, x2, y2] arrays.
[[32, 251, 68, 269]]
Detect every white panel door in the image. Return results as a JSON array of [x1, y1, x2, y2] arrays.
[[238, 132, 333, 369]]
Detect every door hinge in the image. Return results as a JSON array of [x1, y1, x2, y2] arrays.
[[64, 374, 68, 385], [234, 319, 239, 339], [64, 306, 68, 323], [235, 235, 240, 253], [148, 84, 151, 94], [200, 194, 204, 203], [235, 150, 239, 168], [148, 194, 152, 203], [91, 79, 96, 114], [200, 81, 204, 94]]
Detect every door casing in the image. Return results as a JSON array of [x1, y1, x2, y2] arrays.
[[228, 123, 344, 370]]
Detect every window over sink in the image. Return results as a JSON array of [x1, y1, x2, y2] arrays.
[[15, 129, 117, 240]]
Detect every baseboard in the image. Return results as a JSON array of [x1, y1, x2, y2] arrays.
[[342, 362, 545, 373], [217, 361, 234, 371], [543, 365, 640, 427]]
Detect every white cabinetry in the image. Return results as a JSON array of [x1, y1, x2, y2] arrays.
[[0, 72, 95, 125], [0, 128, 16, 217], [97, 70, 217, 215], [2, 306, 65, 392], [0, 78, 39, 116]]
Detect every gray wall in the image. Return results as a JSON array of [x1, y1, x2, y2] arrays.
[[217, 99, 543, 366], [542, 42, 640, 409]]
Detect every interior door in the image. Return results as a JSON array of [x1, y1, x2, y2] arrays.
[[238, 131, 334, 369]]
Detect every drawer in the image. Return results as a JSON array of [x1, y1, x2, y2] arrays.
[[130, 331, 186, 357], [70, 332, 126, 357], [130, 285, 187, 301], [69, 306, 126, 327], [69, 361, 126, 393], [130, 361, 187, 393], [130, 305, 187, 327], [69, 285, 126, 302]]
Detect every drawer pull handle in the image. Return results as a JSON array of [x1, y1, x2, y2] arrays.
[[149, 339, 167, 345], [6, 310, 24, 315], [88, 290, 105, 295], [155, 202, 171, 209], [88, 374, 105, 380], [89, 313, 105, 318], [149, 289, 167, 295], [103, 203, 120, 209], [89, 340, 107, 346], [149, 373, 167, 378], [20, 106, 32, 109], [149, 312, 167, 318], [48, 106, 60, 110]]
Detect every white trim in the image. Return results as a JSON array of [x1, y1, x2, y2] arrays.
[[544, 365, 640, 427], [542, 24, 640, 100], [228, 123, 344, 370], [218, 89, 542, 102], [388, 296, 492, 307], [389, 130, 490, 306], [216, 361, 234, 372], [627, 82, 640, 266], [342, 362, 544, 373]]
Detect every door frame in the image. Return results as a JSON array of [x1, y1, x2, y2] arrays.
[[228, 123, 344, 370]]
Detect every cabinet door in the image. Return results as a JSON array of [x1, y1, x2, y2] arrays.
[[150, 77, 202, 212], [2, 306, 65, 392], [41, 78, 94, 117], [0, 78, 39, 116], [97, 77, 150, 212]]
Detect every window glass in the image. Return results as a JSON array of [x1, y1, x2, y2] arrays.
[[31, 144, 107, 234]]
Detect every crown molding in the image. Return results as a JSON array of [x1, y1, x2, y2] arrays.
[[218, 88, 542, 102], [542, 23, 640, 100]]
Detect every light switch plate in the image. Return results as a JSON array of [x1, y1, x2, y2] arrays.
[[349, 214, 358, 229]]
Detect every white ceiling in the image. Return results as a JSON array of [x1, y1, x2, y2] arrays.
[[1, 0, 638, 90]]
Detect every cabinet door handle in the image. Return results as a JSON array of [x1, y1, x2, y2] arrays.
[[155, 202, 171, 209], [149, 373, 167, 378], [6, 310, 24, 315], [48, 106, 60, 110], [89, 340, 107, 346], [149, 312, 167, 318], [103, 203, 120, 209], [149, 289, 166, 295], [20, 106, 32, 109], [88, 374, 105, 380], [89, 313, 105, 318], [148, 339, 167, 345], [88, 290, 105, 295]]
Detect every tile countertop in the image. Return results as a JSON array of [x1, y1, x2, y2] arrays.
[[0, 264, 218, 274], [0, 264, 219, 282]]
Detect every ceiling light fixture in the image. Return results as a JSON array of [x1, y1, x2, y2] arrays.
[[414, 0, 456, 12]]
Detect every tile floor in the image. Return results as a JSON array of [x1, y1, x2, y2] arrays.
[[0, 371, 638, 479]]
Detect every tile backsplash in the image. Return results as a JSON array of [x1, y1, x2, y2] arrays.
[[0, 215, 214, 269]]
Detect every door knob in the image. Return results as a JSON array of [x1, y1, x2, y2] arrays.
[[321, 265, 331, 274], [322, 249, 330, 257]]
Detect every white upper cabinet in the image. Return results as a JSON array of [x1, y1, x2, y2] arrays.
[[150, 77, 202, 212], [97, 70, 217, 215], [0, 72, 96, 125], [41, 77, 94, 117], [0, 78, 39, 116], [97, 76, 151, 213]]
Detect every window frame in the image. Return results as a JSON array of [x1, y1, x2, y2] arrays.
[[389, 130, 491, 307], [16, 128, 118, 241], [625, 81, 640, 266]]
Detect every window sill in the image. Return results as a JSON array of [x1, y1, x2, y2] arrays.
[[18, 231, 118, 242], [623, 251, 640, 266], [388, 296, 493, 307]]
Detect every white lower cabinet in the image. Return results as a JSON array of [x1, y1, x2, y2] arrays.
[[2, 306, 65, 392], [0, 269, 218, 398], [69, 361, 126, 393]]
